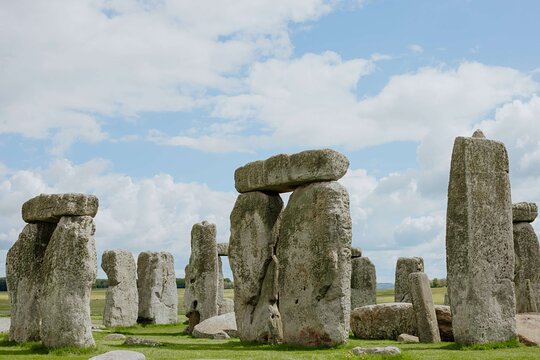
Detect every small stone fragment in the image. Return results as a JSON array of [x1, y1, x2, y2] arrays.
[[394, 257, 424, 302], [351, 247, 362, 258], [192, 312, 238, 339], [22, 193, 98, 223], [89, 350, 146, 360], [124, 336, 162, 346], [516, 313, 540, 346], [512, 202, 538, 223], [351, 346, 401, 356], [103, 333, 127, 341], [409, 272, 441, 343], [217, 242, 229, 256], [397, 333, 419, 343], [351, 257, 376, 309]]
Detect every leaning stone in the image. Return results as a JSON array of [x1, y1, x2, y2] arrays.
[[229, 191, 283, 343], [89, 350, 146, 360], [40, 216, 97, 348], [351, 257, 376, 309], [351, 247, 362, 258], [234, 149, 349, 193], [513, 202, 538, 223], [398, 333, 419, 343], [409, 272, 440, 343], [516, 313, 540, 346], [22, 193, 98, 223], [6, 223, 56, 342], [394, 257, 424, 302], [192, 312, 238, 339], [217, 242, 229, 256], [435, 305, 454, 342], [351, 346, 401, 356], [137, 252, 178, 325], [102, 249, 138, 327], [277, 181, 352, 346], [103, 333, 127, 341], [513, 221, 540, 313], [124, 336, 161, 346]]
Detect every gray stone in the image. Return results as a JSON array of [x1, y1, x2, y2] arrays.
[[217, 242, 229, 256], [277, 181, 352, 346], [446, 132, 516, 344], [234, 149, 349, 193], [397, 333, 419, 343], [219, 298, 234, 314], [435, 305, 454, 342], [124, 336, 161, 346], [394, 257, 424, 302], [229, 191, 283, 344], [513, 221, 540, 313], [89, 350, 146, 360], [351, 257, 376, 309], [351, 247, 362, 258], [137, 251, 177, 325], [103, 333, 127, 340], [40, 216, 97, 348], [102, 249, 138, 327], [6, 223, 55, 342], [192, 312, 238, 339], [513, 202, 538, 223], [409, 272, 440, 343], [351, 346, 401, 356], [22, 193, 98, 223], [351, 303, 417, 340], [516, 313, 540, 346]]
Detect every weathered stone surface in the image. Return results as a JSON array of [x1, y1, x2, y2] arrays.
[[513, 202, 538, 223], [137, 251, 177, 325], [435, 305, 454, 342], [102, 249, 138, 327], [22, 193, 98, 223], [394, 257, 424, 302], [124, 336, 161, 346], [6, 223, 56, 342], [516, 313, 540, 346], [40, 216, 97, 348], [219, 298, 234, 314], [277, 181, 352, 346], [192, 312, 238, 339], [351, 346, 401, 356], [513, 221, 540, 313], [409, 272, 440, 343], [351, 247, 362, 258], [351, 257, 376, 309], [217, 242, 229, 256], [234, 149, 349, 193], [398, 333, 419, 343], [89, 350, 146, 360], [446, 133, 516, 344], [229, 191, 283, 343], [103, 333, 127, 341]]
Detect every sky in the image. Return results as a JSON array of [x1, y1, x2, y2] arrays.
[[1, 0, 540, 283]]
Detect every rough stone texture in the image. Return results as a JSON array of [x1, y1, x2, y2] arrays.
[[351, 257, 376, 309], [446, 133, 516, 344], [394, 257, 424, 302], [89, 350, 146, 360], [22, 193, 98, 223], [513, 202, 538, 223], [137, 251, 177, 325], [103, 333, 127, 340], [102, 249, 138, 327], [513, 221, 540, 313], [192, 312, 238, 339], [234, 149, 349, 193], [217, 242, 229, 256], [516, 313, 540, 346], [277, 181, 352, 346], [219, 298, 234, 314], [398, 334, 419, 343], [124, 337, 161, 346], [6, 223, 56, 342], [351, 346, 401, 356], [435, 305, 454, 342], [40, 216, 97, 348], [351, 247, 362, 258], [409, 272, 441, 343]]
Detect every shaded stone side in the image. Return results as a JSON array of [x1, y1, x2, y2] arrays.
[[513, 222, 540, 313], [445, 132, 516, 344], [229, 192, 283, 343], [137, 251, 177, 325], [40, 216, 97, 348], [394, 257, 424, 302], [6, 223, 56, 342], [102, 249, 138, 327], [22, 193, 98, 223], [277, 181, 352, 346], [351, 257, 376, 309], [409, 272, 440, 343]]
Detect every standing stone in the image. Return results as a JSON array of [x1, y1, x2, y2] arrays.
[[40, 216, 97, 347], [277, 181, 352, 346], [229, 192, 283, 343], [351, 257, 376, 309], [6, 223, 56, 342], [446, 131, 516, 344], [22, 193, 98, 223], [394, 257, 424, 303], [137, 251, 177, 325], [409, 272, 441, 343], [102, 249, 138, 327]]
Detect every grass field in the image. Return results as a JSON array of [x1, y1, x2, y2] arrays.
[[0, 288, 538, 359]]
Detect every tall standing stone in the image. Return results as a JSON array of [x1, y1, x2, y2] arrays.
[[40, 216, 97, 348], [102, 249, 138, 327], [409, 272, 441, 343], [351, 257, 377, 309], [277, 181, 352, 346], [394, 257, 424, 303], [229, 192, 283, 343], [6, 223, 56, 342], [446, 130, 516, 344], [137, 251, 177, 325]]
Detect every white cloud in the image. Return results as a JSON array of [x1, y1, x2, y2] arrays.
[[408, 44, 424, 54]]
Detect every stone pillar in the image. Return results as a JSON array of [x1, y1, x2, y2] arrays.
[[445, 130, 516, 344], [102, 249, 138, 327], [394, 257, 424, 302], [409, 272, 440, 343], [351, 257, 377, 309], [137, 251, 177, 325]]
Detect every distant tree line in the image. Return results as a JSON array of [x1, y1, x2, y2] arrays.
[[430, 277, 447, 288]]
